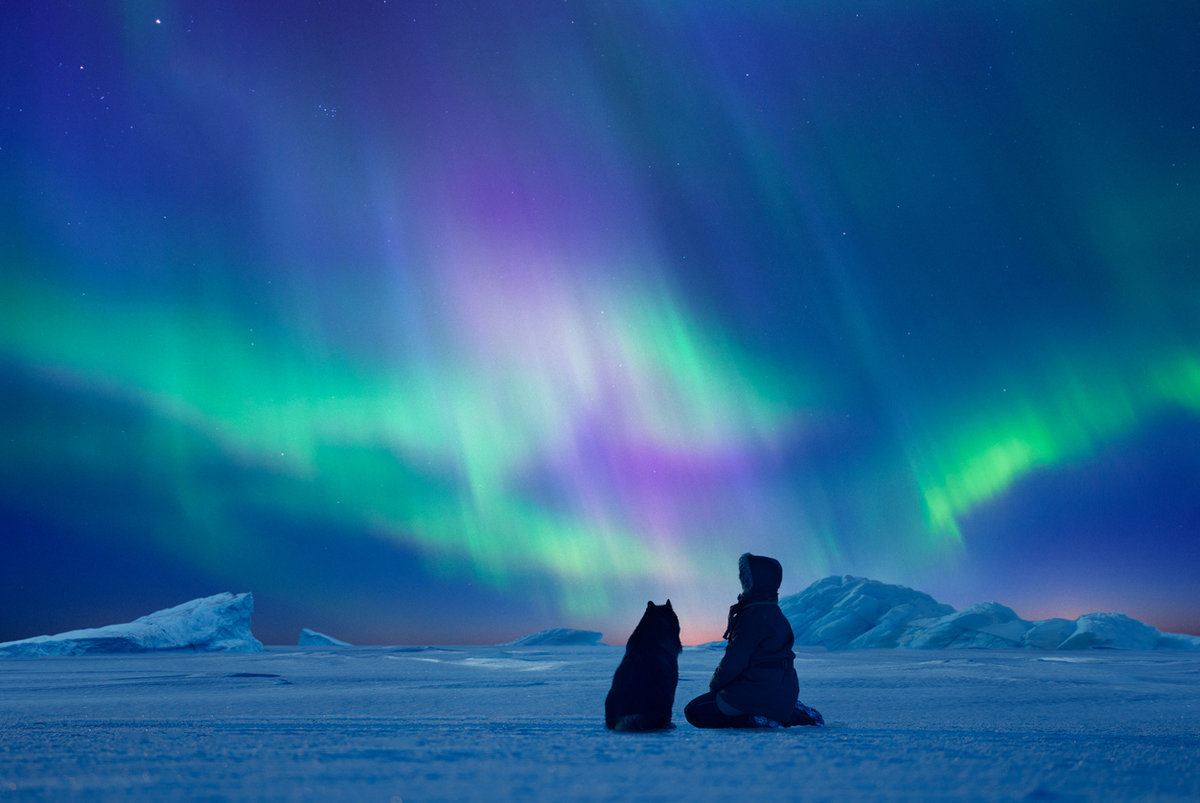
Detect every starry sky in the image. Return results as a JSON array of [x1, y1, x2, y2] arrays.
[[2, 2, 1198, 646]]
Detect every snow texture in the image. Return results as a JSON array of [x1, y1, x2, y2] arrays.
[[785, 576, 1200, 650], [0, 592, 263, 656], [501, 627, 605, 646], [0, 645, 1197, 801], [299, 628, 352, 647]]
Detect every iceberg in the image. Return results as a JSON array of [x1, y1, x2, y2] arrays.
[[781, 576, 953, 649], [784, 577, 1200, 650], [1056, 612, 1161, 650], [0, 592, 263, 656], [502, 628, 605, 646], [899, 602, 1030, 649], [299, 628, 351, 647], [1022, 617, 1077, 650]]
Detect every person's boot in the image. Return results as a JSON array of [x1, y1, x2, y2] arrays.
[[787, 701, 824, 727]]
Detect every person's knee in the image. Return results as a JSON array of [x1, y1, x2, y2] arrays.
[[714, 692, 744, 717], [686, 692, 738, 728], [682, 696, 703, 724]]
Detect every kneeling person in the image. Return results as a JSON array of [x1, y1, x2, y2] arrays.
[[685, 553, 823, 729]]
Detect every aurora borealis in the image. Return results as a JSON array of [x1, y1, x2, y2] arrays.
[[3, 2, 1198, 645]]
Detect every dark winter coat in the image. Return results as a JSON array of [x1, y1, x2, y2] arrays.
[[709, 554, 798, 723]]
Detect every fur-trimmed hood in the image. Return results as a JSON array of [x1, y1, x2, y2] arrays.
[[724, 553, 785, 640], [738, 553, 783, 597]]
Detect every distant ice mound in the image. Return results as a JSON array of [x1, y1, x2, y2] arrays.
[[781, 575, 954, 649], [502, 628, 604, 647], [785, 576, 1200, 650], [299, 628, 351, 647], [0, 592, 263, 657], [1056, 613, 1161, 650]]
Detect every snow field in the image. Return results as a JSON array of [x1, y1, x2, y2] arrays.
[[1, 646, 1198, 801]]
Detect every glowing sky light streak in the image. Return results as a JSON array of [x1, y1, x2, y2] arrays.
[[918, 351, 1200, 540], [1, 256, 809, 619]]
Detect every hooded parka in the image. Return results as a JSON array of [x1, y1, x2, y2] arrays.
[[708, 553, 799, 723]]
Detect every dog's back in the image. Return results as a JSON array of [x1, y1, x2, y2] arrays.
[[604, 601, 682, 731]]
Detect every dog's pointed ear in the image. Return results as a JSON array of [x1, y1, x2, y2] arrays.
[[647, 600, 654, 609], [665, 599, 673, 610]]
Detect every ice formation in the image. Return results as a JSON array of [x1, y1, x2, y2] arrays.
[[0, 592, 263, 656], [785, 576, 1200, 650], [299, 628, 351, 647], [502, 628, 605, 646]]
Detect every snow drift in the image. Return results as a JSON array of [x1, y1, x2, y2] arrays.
[[784, 576, 1200, 650], [502, 628, 605, 646], [0, 592, 263, 656]]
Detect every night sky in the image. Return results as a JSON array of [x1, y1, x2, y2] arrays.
[[3, 2, 1198, 645]]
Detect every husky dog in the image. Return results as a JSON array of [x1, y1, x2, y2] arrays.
[[604, 600, 682, 731]]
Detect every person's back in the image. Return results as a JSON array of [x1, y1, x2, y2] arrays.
[[685, 553, 823, 728], [708, 554, 799, 723]]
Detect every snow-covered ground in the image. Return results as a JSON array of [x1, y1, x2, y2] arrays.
[[2, 644, 1197, 801]]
